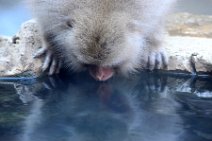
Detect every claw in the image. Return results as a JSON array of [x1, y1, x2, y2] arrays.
[[49, 58, 57, 75], [155, 53, 162, 69], [56, 60, 62, 74], [42, 52, 52, 71], [33, 47, 47, 58], [161, 52, 168, 69], [148, 53, 156, 70]]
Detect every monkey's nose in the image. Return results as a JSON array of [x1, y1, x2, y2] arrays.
[[89, 66, 114, 81]]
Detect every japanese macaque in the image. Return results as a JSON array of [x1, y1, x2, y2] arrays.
[[29, 0, 176, 81]]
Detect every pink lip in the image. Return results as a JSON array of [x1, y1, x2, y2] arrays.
[[89, 66, 114, 81]]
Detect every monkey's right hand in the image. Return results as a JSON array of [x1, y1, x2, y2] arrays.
[[33, 47, 62, 75]]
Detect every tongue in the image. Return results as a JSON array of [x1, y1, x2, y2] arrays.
[[89, 66, 114, 81]]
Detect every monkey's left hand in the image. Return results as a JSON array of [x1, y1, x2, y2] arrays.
[[141, 46, 168, 70]]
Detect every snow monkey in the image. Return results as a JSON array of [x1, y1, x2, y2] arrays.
[[29, 0, 176, 81]]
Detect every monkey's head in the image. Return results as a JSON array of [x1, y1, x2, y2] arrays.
[[59, 12, 144, 81]]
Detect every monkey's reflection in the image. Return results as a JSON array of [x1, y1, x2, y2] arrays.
[[18, 72, 184, 141]]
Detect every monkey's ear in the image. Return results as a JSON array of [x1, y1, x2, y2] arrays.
[[127, 20, 143, 34]]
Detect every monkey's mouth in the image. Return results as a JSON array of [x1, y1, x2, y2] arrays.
[[88, 66, 114, 81]]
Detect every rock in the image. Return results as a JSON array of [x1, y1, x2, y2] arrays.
[[167, 13, 212, 38], [165, 36, 212, 73], [0, 15, 212, 77], [0, 20, 42, 77]]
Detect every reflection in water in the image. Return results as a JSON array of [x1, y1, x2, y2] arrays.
[[0, 72, 211, 141]]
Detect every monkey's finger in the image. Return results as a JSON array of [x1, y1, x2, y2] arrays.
[[42, 52, 52, 71], [161, 52, 168, 69], [148, 53, 156, 71], [56, 60, 62, 74], [142, 54, 149, 68], [155, 53, 162, 69], [33, 47, 47, 58], [49, 58, 57, 75]]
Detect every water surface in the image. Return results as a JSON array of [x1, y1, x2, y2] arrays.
[[0, 72, 212, 141]]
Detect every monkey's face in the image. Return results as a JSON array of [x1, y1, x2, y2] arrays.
[[62, 15, 143, 81]]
